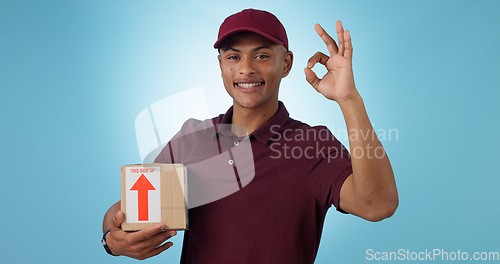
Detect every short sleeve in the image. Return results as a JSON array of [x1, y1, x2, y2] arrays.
[[154, 117, 221, 164], [153, 118, 202, 164], [307, 126, 352, 213], [154, 141, 175, 163]]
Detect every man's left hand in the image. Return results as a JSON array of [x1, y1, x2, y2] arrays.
[[305, 21, 358, 104]]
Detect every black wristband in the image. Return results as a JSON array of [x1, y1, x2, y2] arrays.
[[101, 229, 118, 256]]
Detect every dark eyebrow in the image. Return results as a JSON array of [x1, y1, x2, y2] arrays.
[[223, 47, 240, 52], [222, 46, 272, 53], [253, 46, 271, 51]]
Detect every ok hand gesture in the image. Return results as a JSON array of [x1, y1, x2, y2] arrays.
[[305, 21, 359, 104]]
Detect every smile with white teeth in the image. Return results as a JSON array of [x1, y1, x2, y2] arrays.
[[236, 82, 264, 88]]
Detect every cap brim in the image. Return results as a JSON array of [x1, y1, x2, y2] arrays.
[[214, 27, 285, 49]]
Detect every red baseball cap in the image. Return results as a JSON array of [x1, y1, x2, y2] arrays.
[[214, 9, 288, 50]]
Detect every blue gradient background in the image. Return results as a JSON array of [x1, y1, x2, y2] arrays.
[[1, 0, 499, 263]]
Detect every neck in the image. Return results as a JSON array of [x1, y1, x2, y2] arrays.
[[231, 100, 279, 135]]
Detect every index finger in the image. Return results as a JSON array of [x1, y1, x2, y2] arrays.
[[314, 23, 338, 56], [128, 223, 168, 242]]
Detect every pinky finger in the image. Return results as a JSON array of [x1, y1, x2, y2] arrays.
[[147, 242, 174, 259]]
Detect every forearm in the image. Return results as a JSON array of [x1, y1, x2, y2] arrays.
[[103, 201, 121, 232], [339, 93, 398, 212]]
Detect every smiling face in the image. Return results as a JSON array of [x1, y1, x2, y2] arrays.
[[218, 31, 293, 112]]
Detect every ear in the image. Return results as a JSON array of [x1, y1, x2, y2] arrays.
[[218, 54, 224, 78], [282, 51, 293, 78]]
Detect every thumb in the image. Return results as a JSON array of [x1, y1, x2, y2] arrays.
[[112, 210, 123, 227]]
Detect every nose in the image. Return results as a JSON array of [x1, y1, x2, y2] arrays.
[[238, 56, 255, 75]]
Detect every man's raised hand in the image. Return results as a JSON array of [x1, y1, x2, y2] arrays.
[[304, 21, 358, 104]]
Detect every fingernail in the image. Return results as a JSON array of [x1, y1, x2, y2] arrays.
[[169, 231, 177, 236]]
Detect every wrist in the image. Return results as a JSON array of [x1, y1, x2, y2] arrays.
[[337, 92, 363, 110], [102, 229, 118, 256]]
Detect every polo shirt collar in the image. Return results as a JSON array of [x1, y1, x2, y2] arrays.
[[216, 101, 290, 143]]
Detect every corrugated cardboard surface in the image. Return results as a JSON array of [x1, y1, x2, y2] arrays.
[[121, 163, 188, 231]]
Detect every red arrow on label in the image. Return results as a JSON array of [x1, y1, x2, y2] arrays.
[[130, 174, 156, 221]]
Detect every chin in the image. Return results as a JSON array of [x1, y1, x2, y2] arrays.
[[235, 100, 261, 109], [235, 96, 274, 110]]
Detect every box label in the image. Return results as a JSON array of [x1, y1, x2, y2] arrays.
[[125, 167, 161, 223]]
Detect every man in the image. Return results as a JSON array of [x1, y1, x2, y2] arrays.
[[101, 8, 398, 263]]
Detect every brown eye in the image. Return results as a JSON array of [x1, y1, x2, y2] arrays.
[[255, 54, 269, 60]]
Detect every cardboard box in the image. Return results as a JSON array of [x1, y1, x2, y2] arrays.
[[121, 163, 188, 231]]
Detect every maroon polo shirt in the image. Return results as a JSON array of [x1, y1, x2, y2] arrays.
[[155, 101, 353, 264]]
